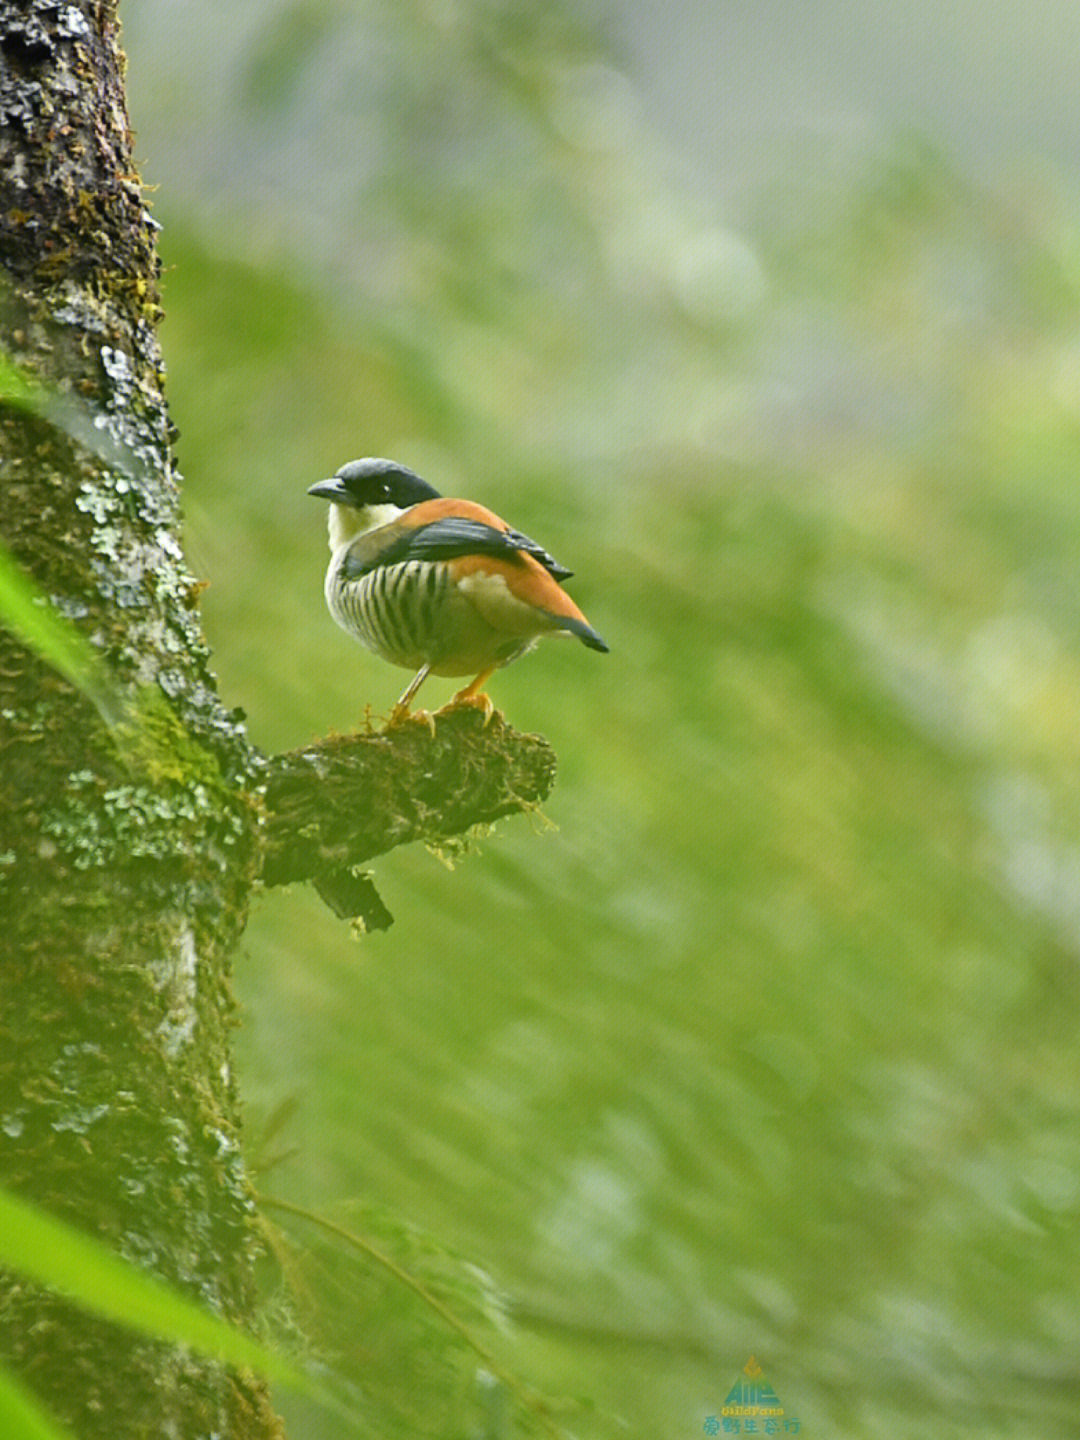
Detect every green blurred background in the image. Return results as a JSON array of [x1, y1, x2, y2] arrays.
[[122, 2, 1080, 1435]]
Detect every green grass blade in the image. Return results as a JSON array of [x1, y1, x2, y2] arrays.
[[0, 1367, 75, 1440], [0, 1187, 299, 1387], [0, 543, 124, 726], [0, 351, 46, 415]]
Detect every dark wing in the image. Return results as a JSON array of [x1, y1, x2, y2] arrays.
[[502, 527, 574, 581], [344, 516, 573, 581]]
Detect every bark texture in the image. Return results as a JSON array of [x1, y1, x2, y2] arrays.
[[0, 3, 280, 1436], [0, 2, 555, 1434]]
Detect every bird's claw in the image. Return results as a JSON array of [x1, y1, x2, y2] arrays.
[[440, 690, 497, 727], [385, 704, 436, 738]]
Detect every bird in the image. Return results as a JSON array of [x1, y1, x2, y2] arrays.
[[308, 457, 608, 721]]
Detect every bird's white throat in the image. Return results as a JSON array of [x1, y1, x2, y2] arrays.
[[326, 500, 406, 552]]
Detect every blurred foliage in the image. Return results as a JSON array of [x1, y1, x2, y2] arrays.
[[0, 1185, 317, 1439], [0, 536, 122, 728], [0, 353, 129, 726], [258, 1194, 570, 1438], [0, 1366, 73, 1440], [116, 0, 1080, 1435]]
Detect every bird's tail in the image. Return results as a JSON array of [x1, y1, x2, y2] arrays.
[[557, 615, 609, 652]]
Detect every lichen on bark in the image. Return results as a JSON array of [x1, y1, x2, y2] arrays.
[[1, 3, 278, 1435]]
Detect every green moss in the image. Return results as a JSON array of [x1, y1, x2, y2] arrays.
[[119, 685, 228, 790], [39, 687, 249, 875]]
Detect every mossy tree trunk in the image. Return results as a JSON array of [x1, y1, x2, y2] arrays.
[[0, 2, 282, 1435], [0, 3, 555, 1435]]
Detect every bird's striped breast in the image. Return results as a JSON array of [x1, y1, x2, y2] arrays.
[[328, 558, 450, 669]]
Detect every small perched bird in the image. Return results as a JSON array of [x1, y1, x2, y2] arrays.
[[308, 457, 608, 719]]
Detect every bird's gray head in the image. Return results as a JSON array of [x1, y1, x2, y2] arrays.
[[307, 458, 440, 511]]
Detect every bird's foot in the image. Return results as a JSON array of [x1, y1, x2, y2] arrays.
[[385, 703, 436, 737], [439, 689, 497, 727]]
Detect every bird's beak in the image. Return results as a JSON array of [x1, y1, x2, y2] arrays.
[[307, 478, 348, 502]]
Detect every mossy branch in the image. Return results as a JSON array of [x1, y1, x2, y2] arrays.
[[259, 706, 557, 928]]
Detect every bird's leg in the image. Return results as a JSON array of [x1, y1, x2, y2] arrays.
[[396, 664, 432, 710], [443, 667, 497, 725], [386, 664, 434, 730]]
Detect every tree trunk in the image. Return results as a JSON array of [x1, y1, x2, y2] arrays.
[[0, 2, 282, 1435], [0, 3, 553, 1435]]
